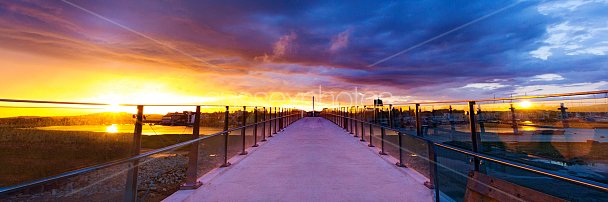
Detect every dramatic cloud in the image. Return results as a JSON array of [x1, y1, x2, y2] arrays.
[[531, 0, 608, 60], [0, 0, 606, 103]]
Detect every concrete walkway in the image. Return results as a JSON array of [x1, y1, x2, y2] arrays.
[[170, 117, 433, 202]]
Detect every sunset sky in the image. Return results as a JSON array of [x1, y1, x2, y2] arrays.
[[1, 0, 607, 110]]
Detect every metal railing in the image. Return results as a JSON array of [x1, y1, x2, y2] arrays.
[[0, 99, 303, 201], [321, 90, 608, 201]]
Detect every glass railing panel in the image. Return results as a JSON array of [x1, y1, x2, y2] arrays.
[[245, 125, 256, 148], [383, 129, 400, 161], [435, 145, 473, 202], [196, 134, 225, 178], [0, 105, 134, 188], [199, 106, 228, 135], [401, 135, 430, 179], [476, 96, 608, 186], [482, 160, 608, 201], [419, 103, 471, 149], [393, 105, 416, 132], [1, 161, 130, 201], [264, 121, 271, 139], [136, 149, 189, 201], [374, 106, 390, 126], [362, 107, 374, 123], [227, 128, 244, 159], [362, 123, 371, 143], [371, 125, 382, 147], [257, 121, 265, 141]]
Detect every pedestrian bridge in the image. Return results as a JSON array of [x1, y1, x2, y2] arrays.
[[2, 92, 608, 202], [165, 117, 432, 201]]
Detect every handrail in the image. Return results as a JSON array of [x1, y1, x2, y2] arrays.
[[0, 113, 301, 195], [325, 113, 608, 192]]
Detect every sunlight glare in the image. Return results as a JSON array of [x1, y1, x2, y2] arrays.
[[106, 124, 118, 133], [519, 100, 532, 108]]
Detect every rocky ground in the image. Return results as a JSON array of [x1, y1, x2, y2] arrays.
[[5, 154, 188, 202]]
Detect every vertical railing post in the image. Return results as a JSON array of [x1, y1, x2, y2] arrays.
[[477, 106, 486, 135], [285, 108, 288, 127], [346, 108, 350, 130], [291, 109, 293, 124], [262, 107, 267, 142], [221, 106, 231, 167], [468, 101, 481, 171], [338, 108, 341, 127], [334, 108, 337, 124], [290, 108, 293, 124], [336, 108, 339, 126], [354, 106, 359, 137], [336, 108, 339, 125], [558, 103, 569, 128], [339, 108, 342, 126], [426, 141, 440, 202], [349, 108, 354, 134], [449, 105, 455, 132], [345, 108, 349, 133], [240, 106, 248, 155], [279, 108, 283, 131], [340, 107, 343, 128], [343, 107, 348, 130], [337, 108, 339, 125], [346, 108, 349, 132], [273, 107, 278, 134], [509, 104, 519, 135], [368, 123, 375, 147], [389, 104, 393, 128], [124, 105, 143, 202], [396, 132, 405, 167], [269, 107, 274, 137], [379, 127, 387, 155], [415, 104, 422, 136], [253, 107, 259, 147], [360, 107, 366, 142], [182, 106, 202, 189], [278, 108, 282, 131]]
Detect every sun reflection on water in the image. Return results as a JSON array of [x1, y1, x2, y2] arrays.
[[106, 124, 118, 133]]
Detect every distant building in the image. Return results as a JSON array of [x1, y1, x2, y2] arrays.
[[160, 111, 196, 126], [374, 99, 383, 106]]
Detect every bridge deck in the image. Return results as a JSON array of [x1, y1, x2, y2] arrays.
[[166, 117, 433, 202]]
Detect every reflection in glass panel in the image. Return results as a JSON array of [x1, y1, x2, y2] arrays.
[[477, 96, 608, 186]]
